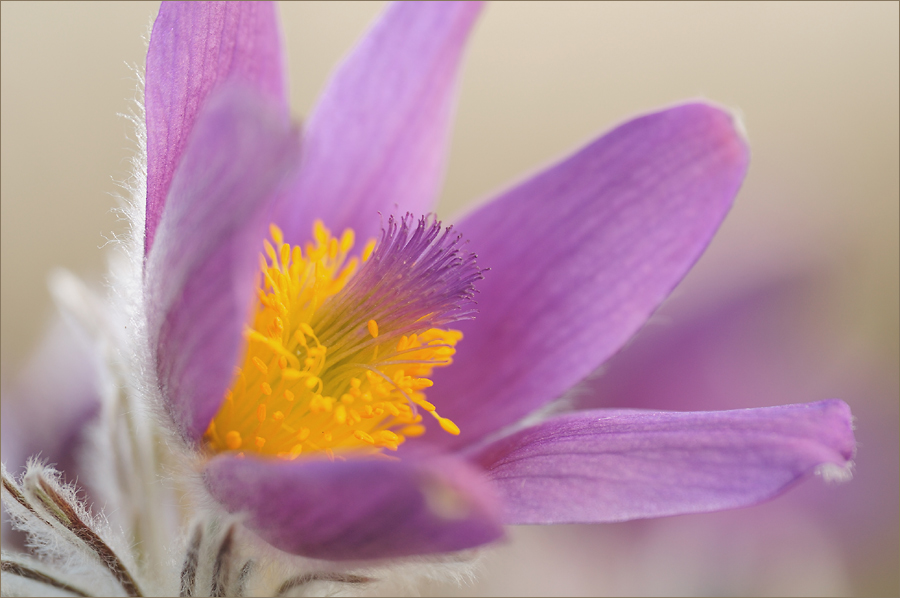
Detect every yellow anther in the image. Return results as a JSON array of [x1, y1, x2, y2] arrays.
[[278, 356, 288, 369], [252, 356, 268, 374], [269, 224, 284, 246], [309, 395, 333, 413], [284, 389, 294, 402], [260, 382, 272, 395], [299, 323, 315, 337], [263, 239, 277, 263], [367, 319, 379, 338], [401, 424, 426, 437], [417, 399, 436, 412], [438, 418, 460, 435], [340, 229, 355, 253], [411, 378, 433, 390], [256, 405, 267, 422], [255, 436, 266, 449], [334, 405, 347, 425], [362, 239, 376, 262], [226, 431, 242, 450], [289, 443, 303, 459], [354, 430, 375, 444], [305, 376, 321, 390], [313, 219, 327, 242], [297, 428, 310, 441], [378, 430, 400, 444], [273, 411, 285, 421], [282, 369, 303, 380], [340, 393, 355, 404]]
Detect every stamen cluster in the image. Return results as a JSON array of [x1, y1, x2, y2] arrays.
[[205, 216, 481, 460]]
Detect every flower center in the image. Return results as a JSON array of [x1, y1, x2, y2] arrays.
[[204, 215, 480, 460]]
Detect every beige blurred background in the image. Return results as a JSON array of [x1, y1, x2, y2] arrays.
[[2, 2, 897, 596]]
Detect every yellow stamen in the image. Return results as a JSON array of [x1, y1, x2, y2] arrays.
[[438, 418, 461, 436], [226, 431, 242, 450], [205, 221, 463, 460]]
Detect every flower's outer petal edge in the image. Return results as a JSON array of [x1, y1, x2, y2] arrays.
[[277, 1, 484, 245], [429, 102, 750, 449], [203, 452, 504, 561], [145, 86, 301, 444], [474, 400, 855, 524], [145, 0, 288, 256]]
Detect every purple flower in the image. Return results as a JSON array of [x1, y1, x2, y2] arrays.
[[136, 0, 854, 563]]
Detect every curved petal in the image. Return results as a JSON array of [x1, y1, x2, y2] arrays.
[[145, 87, 300, 444], [429, 102, 749, 449], [277, 1, 483, 245], [473, 401, 855, 524], [204, 453, 503, 560], [145, 1, 288, 255]]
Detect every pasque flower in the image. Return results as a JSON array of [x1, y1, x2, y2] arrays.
[[142, 0, 855, 555], [1, 1, 855, 595]]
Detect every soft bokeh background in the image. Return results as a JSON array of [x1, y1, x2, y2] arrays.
[[1, 2, 897, 596]]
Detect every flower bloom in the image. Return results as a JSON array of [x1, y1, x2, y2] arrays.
[[3, 1, 855, 587], [139, 1, 855, 560]]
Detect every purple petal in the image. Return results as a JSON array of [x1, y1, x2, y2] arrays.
[[204, 453, 503, 560], [276, 1, 483, 245], [473, 401, 855, 524], [145, 1, 288, 255], [428, 102, 749, 449], [144, 87, 300, 444]]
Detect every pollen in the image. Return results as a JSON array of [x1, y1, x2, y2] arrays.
[[204, 216, 480, 460]]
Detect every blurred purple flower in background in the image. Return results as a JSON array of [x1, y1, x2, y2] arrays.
[[1, 2, 861, 596], [447, 275, 897, 596]]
